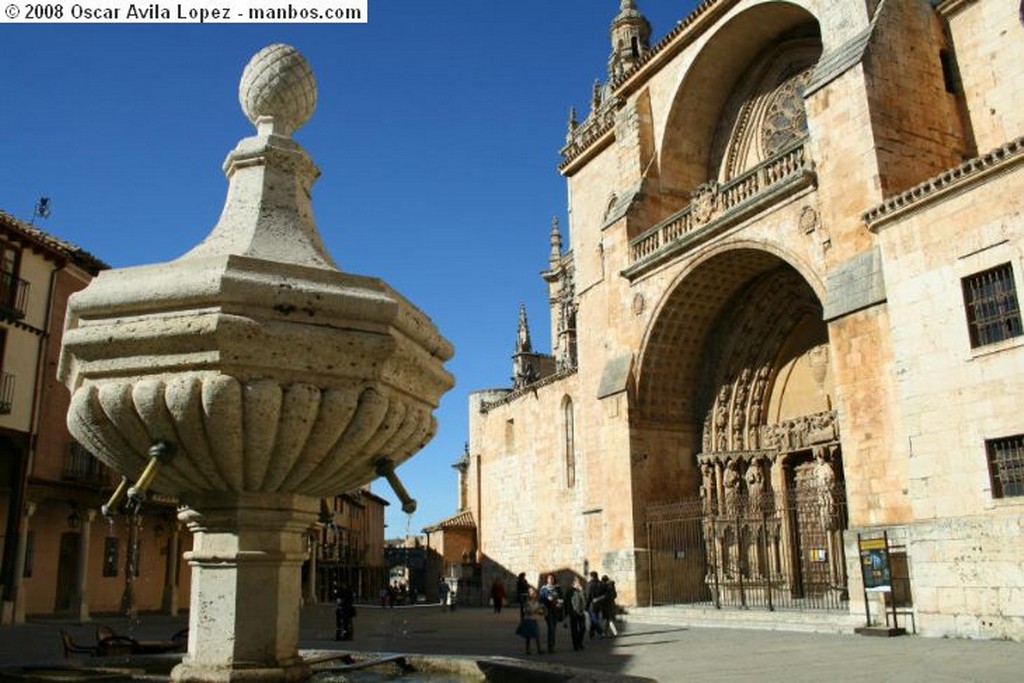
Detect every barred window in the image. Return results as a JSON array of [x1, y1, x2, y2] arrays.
[[961, 263, 1022, 348], [987, 435, 1024, 499]]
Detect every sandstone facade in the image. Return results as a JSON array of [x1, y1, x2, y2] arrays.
[[464, 0, 1024, 639]]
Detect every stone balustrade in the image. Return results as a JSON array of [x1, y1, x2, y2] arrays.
[[625, 142, 814, 277]]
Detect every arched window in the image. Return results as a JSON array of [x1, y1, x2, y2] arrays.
[[563, 396, 576, 488]]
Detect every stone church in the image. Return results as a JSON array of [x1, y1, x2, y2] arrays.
[[459, 0, 1024, 639]]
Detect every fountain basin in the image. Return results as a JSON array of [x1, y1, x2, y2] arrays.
[[61, 254, 451, 498]]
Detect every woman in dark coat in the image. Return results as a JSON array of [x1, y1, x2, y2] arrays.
[[600, 576, 618, 637]]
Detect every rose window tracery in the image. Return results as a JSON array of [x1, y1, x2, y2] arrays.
[[761, 67, 813, 157]]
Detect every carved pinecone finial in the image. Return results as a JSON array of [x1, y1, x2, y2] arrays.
[[239, 44, 317, 135]]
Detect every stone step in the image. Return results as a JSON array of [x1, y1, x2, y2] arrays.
[[623, 604, 863, 634]]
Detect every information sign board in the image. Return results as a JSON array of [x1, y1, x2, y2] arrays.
[[858, 536, 891, 592]]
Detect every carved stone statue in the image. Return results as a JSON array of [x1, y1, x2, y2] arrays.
[[813, 447, 839, 530], [699, 460, 716, 514], [722, 460, 741, 516], [746, 457, 766, 511], [714, 384, 731, 451]]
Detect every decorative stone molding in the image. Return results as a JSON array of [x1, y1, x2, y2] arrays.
[[759, 410, 839, 453], [479, 367, 576, 413], [67, 378, 435, 497], [690, 181, 721, 225], [559, 99, 620, 173], [864, 136, 1024, 231], [799, 205, 818, 234]]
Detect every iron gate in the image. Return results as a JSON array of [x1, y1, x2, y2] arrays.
[[646, 490, 848, 611]]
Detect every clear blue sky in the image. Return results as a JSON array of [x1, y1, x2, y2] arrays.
[[1, 2, 699, 536]]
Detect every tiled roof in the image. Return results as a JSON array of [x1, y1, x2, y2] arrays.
[[0, 210, 108, 273], [423, 509, 475, 532]]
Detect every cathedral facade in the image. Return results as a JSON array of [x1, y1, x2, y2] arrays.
[[465, 0, 1024, 639]]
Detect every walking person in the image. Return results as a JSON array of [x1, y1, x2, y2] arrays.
[[538, 573, 563, 654], [568, 576, 587, 651], [515, 586, 543, 655], [438, 578, 451, 611], [334, 583, 356, 641], [490, 577, 507, 614], [600, 575, 619, 636], [585, 571, 605, 639]]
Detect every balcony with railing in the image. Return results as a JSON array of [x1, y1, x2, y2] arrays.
[[0, 371, 14, 415], [0, 271, 30, 319], [62, 441, 112, 486], [624, 141, 815, 279]]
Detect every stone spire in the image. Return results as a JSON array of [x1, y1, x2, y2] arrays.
[[609, 0, 652, 78], [549, 216, 563, 267], [516, 302, 532, 354], [512, 303, 538, 389]]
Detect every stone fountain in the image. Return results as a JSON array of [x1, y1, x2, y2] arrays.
[[57, 44, 454, 682]]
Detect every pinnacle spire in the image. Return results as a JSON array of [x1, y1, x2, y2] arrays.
[[516, 303, 532, 354], [549, 216, 562, 266]]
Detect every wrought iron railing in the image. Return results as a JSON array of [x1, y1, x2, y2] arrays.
[[645, 489, 851, 612], [627, 142, 814, 274], [0, 271, 30, 319], [0, 371, 14, 415]]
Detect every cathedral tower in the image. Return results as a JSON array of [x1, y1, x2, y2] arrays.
[[608, 0, 652, 78]]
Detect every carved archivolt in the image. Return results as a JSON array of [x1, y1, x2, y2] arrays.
[[712, 40, 821, 183]]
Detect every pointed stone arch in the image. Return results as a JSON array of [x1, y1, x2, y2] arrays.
[[632, 245, 831, 500], [658, 2, 822, 208], [633, 245, 848, 605]]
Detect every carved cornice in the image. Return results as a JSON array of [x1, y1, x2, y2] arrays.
[[479, 367, 576, 414], [934, 0, 982, 20], [864, 136, 1024, 231], [559, 102, 619, 175]]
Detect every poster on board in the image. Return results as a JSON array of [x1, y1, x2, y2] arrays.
[[858, 536, 891, 592]]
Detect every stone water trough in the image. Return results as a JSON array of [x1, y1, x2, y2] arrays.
[[57, 44, 454, 682]]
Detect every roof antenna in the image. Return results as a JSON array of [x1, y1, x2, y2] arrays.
[[30, 196, 51, 225]]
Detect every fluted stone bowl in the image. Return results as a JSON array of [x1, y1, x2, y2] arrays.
[[59, 255, 453, 498]]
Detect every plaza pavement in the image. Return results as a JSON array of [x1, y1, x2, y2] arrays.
[[1, 603, 1022, 682]]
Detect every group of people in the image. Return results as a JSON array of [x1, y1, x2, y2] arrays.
[[511, 571, 618, 655], [379, 580, 415, 607]]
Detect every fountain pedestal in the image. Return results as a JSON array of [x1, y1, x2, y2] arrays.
[[173, 494, 318, 683]]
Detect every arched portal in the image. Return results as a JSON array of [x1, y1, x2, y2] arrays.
[[636, 248, 847, 609]]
